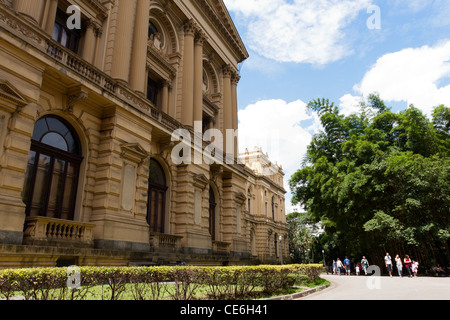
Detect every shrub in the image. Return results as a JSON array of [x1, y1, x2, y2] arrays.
[[0, 264, 324, 300]]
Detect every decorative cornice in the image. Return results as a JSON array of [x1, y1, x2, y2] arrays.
[[195, 0, 249, 63]]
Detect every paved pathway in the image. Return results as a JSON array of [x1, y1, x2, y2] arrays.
[[300, 274, 450, 300]]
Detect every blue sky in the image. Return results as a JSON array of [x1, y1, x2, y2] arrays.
[[224, 0, 450, 213]]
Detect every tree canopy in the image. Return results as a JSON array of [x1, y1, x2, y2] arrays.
[[289, 95, 450, 270]]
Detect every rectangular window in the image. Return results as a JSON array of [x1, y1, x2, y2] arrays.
[[147, 77, 159, 106], [52, 9, 81, 53]]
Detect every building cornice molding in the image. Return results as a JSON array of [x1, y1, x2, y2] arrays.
[[195, 0, 248, 63]]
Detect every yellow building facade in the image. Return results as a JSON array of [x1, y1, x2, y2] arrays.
[[0, 0, 288, 267]]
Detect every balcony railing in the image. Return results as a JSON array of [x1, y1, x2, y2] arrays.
[[23, 216, 95, 248], [149, 232, 183, 252], [45, 40, 118, 94]]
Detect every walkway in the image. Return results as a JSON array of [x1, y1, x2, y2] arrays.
[[300, 274, 450, 300]]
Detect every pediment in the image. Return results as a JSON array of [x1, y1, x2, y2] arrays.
[[193, 173, 210, 189], [120, 143, 150, 163], [0, 80, 29, 107]]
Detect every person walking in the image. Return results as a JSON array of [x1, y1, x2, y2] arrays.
[[343, 256, 351, 275], [412, 260, 419, 277], [361, 256, 369, 275], [395, 254, 403, 277], [336, 258, 344, 276], [404, 255, 413, 277], [385, 252, 393, 278], [332, 260, 337, 275], [356, 262, 361, 276]]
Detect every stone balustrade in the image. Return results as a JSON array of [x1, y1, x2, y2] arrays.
[[23, 216, 95, 248], [149, 232, 183, 252]]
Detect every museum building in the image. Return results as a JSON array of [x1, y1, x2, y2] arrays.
[[0, 0, 288, 267]]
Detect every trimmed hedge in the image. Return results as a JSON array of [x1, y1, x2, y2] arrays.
[[0, 264, 324, 300]]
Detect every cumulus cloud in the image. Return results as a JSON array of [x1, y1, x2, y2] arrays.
[[351, 40, 450, 115], [238, 99, 321, 213], [224, 0, 373, 65]]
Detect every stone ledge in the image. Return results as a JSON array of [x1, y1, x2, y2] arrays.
[[261, 284, 330, 300]]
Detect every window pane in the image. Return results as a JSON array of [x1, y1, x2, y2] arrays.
[[29, 154, 51, 216], [45, 117, 69, 136], [149, 159, 166, 186], [41, 132, 68, 151], [61, 163, 76, 220], [52, 23, 61, 42], [47, 159, 66, 218], [32, 118, 49, 142], [22, 151, 36, 203], [61, 29, 68, 47]]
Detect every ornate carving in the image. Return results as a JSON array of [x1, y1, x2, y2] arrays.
[[67, 89, 88, 112], [222, 64, 233, 78], [231, 73, 241, 86], [183, 19, 197, 36], [195, 29, 206, 45], [0, 11, 42, 45]]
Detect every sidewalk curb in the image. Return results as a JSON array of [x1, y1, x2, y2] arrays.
[[261, 284, 331, 300]]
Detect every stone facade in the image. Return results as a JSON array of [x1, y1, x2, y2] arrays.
[[0, 0, 288, 268]]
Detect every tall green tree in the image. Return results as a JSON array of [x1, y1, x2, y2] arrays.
[[290, 95, 450, 270]]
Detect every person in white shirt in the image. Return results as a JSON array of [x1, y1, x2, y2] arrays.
[[385, 252, 393, 277], [336, 258, 344, 276]]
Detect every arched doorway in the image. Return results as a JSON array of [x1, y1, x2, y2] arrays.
[[147, 159, 168, 233], [22, 115, 83, 221]]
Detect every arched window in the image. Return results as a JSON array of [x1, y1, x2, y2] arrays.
[[209, 186, 216, 241], [147, 159, 167, 233], [23, 116, 82, 220]]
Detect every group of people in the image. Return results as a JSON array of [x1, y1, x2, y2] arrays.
[[331, 256, 370, 276], [330, 253, 419, 277], [384, 252, 419, 278]]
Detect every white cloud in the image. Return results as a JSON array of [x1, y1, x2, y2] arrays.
[[339, 94, 364, 116], [352, 40, 450, 115], [238, 99, 321, 213], [224, 0, 373, 65]]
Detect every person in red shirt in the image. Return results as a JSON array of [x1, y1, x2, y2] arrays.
[[404, 255, 413, 278]]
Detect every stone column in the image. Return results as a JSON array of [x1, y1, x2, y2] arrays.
[[193, 30, 205, 125], [81, 20, 96, 64], [231, 73, 240, 157], [161, 80, 169, 114], [222, 65, 233, 160], [14, 0, 45, 24], [180, 20, 196, 127], [110, 0, 137, 83], [129, 0, 150, 95], [42, 0, 58, 35]]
